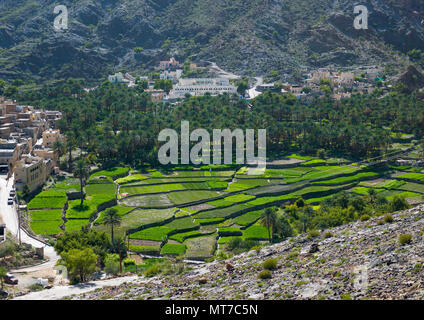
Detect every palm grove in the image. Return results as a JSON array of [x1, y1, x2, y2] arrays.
[[7, 78, 423, 281]]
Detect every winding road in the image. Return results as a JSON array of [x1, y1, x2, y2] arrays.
[[0, 175, 59, 273]]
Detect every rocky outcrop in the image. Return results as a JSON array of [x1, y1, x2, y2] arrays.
[[72, 204, 424, 300], [397, 65, 424, 93]]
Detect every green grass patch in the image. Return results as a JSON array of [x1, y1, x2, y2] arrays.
[[399, 172, 424, 182], [398, 182, 424, 194], [285, 166, 358, 183], [65, 219, 90, 232], [312, 171, 378, 184], [89, 167, 129, 182], [129, 226, 175, 241], [168, 190, 225, 205], [160, 243, 187, 255], [163, 217, 200, 231], [381, 180, 406, 190], [95, 208, 177, 239], [129, 245, 160, 255], [168, 230, 205, 243], [30, 220, 63, 235], [35, 189, 68, 198], [233, 210, 262, 226], [243, 224, 269, 240], [121, 181, 227, 195], [194, 218, 225, 225], [28, 196, 67, 210], [218, 227, 242, 236], [207, 194, 255, 207], [30, 209, 63, 221], [95, 205, 133, 223], [115, 174, 149, 185], [85, 183, 116, 195]]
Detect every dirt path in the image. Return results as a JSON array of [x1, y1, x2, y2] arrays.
[[13, 275, 139, 300]]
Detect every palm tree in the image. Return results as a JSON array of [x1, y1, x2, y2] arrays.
[[259, 207, 279, 243], [52, 140, 65, 164], [103, 208, 121, 242], [367, 188, 377, 204], [73, 160, 90, 206]]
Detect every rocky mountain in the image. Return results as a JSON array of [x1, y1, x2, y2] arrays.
[[70, 204, 424, 300], [0, 0, 423, 82]]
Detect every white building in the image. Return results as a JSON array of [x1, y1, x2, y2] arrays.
[[169, 78, 237, 98], [160, 70, 183, 83], [108, 72, 135, 86]]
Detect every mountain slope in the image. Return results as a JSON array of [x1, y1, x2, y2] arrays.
[[0, 0, 423, 82], [70, 204, 424, 300]]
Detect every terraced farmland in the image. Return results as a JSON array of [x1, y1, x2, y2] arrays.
[[26, 158, 424, 259]]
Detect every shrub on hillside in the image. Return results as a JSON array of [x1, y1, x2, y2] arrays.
[[307, 229, 320, 239], [384, 214, 394, 224], [323, 231, 333, 238], [258, 270, 272, 279], [104, 254, 120, 275], [262, 258, 278, 270], [360, 214, 370, 221], [399, 234, 412, 246]]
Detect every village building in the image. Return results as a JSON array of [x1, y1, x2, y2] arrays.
[[108, 72, 136, 87], [159, 57, 181, 71], [169, 78, 237, 98], [160, 70, 183, 83], [42, 129, 62, 148], [14, 155, 51, 192]]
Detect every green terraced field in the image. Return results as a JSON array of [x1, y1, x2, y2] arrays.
[[121, 181, 228, 195], [194, 202, 255, 219], [95, 208, 177, 239], [65, 219, 90, 232], [207, 194, 255, 207], [115, 174, 149, 185], [30, 220, 63, 235], [242, 224, 269, 240], [285, 166, 358, 183], [398, 173, 424, 181], [350, 187, 385, 195], [129, 245, 161, 254], [29, 160, 422, 257], [35, 189, 67, 198], [126, 177, 229, 186], [30, 209, 63, 221], [233, 210, 262, 226], [28, 196, 67, 210], [398, 182, 424, 193], [66, 200, 98, 219], [173, 170, 234, 177], [312, 171, 378, 184], [160, 243, 187, 255], [121, 194, 173, 207], [169, 230, 205, 243], [86, 183, 117, 195], [168, 190, 225, 205], [95, 205, 133, 222], [89, 167, 129, 181], [129, 226, 175, 241]]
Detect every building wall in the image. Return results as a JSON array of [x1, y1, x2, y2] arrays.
[[14, 158, 48, 192], [42, 129, 61, 148]]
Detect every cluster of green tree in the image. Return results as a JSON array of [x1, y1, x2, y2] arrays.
[[54, 227, 127, 283], [408, 49, 424, 66], [12, 78, 424, 170], [250, 191, 410, 246]]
